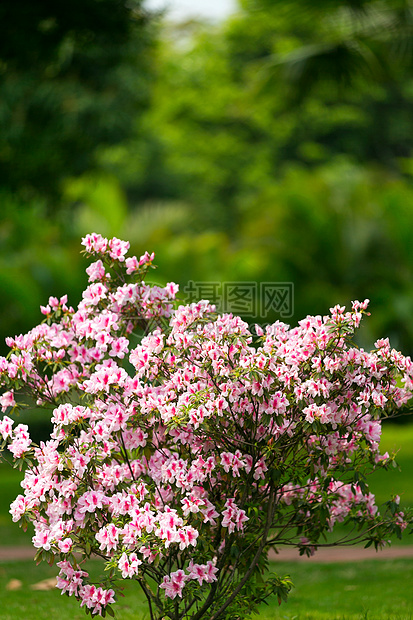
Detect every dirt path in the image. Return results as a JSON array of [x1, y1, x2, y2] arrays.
[[2, 545, 413, 563], [269, 545, 413, 563]]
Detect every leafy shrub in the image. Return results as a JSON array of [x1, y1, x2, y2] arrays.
[[0, 234, 412, 619]]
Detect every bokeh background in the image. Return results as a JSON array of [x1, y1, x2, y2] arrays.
[[2, 0, 413, 360]]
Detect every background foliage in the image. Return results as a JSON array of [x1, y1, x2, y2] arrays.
[[2, 0, 413, 361]]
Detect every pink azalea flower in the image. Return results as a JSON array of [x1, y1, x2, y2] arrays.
[[0, 390, 15, 412]]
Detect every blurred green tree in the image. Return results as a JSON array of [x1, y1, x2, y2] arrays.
[[0, 0, 160, 354], [3, 0, 413, 359], [0, 0, 156, 203], [101, 0, 413, 355], [135, 0, 413, 228]]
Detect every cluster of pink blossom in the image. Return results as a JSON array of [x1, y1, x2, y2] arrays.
[[160, 561, 218, 599], [57, 560, 115, 615], [0, 416, 31, 457], [0, 233, 412, 620]]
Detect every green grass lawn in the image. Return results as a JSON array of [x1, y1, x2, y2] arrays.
[[1, 557, 413, 620], [368, 423, 413, 508], [266, 558, 413, 619]]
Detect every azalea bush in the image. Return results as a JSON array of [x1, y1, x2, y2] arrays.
[[0, 233, 412, 620]]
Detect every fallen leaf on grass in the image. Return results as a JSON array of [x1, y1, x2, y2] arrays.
[[30, 577, 57, 591], [6, 579, 22, 591]]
